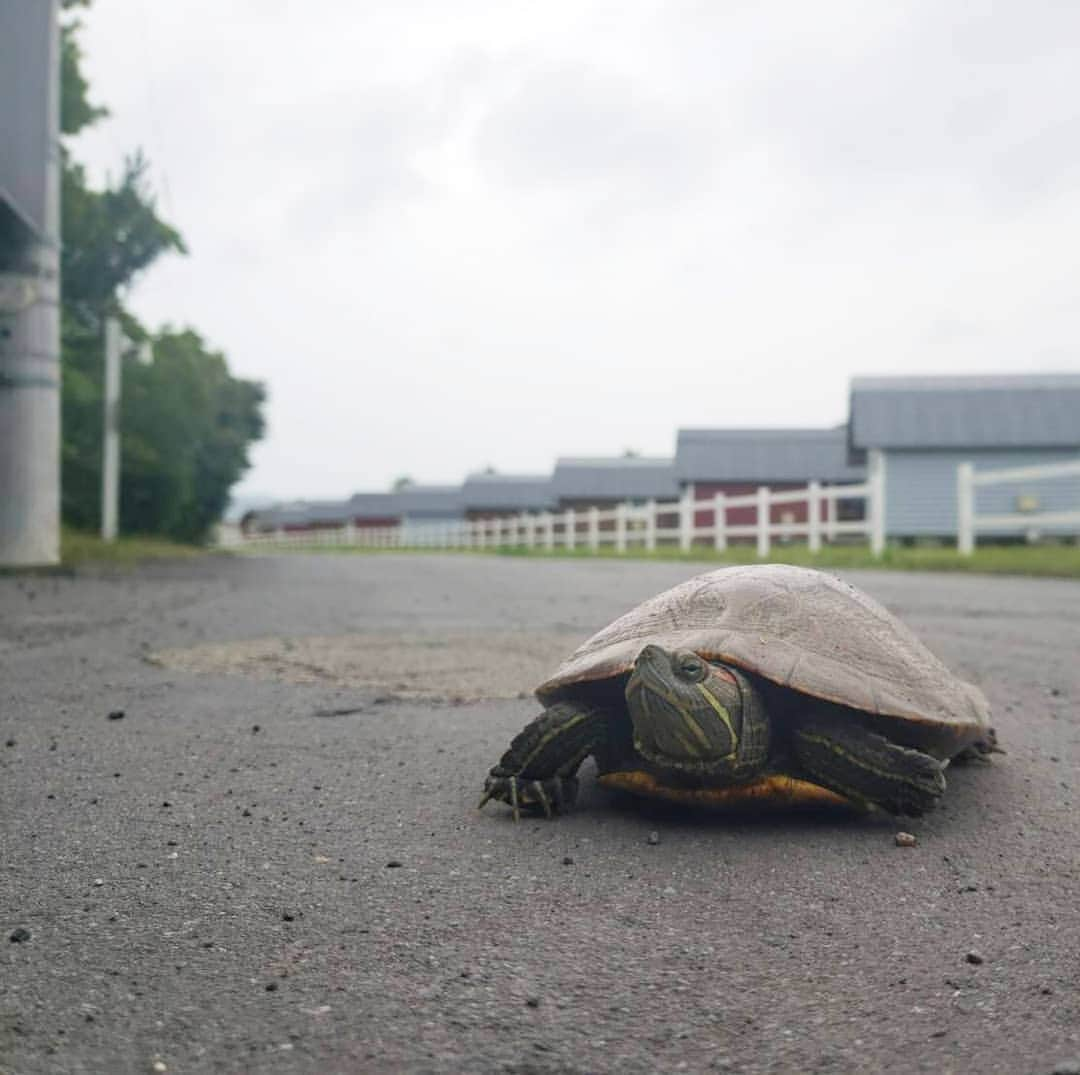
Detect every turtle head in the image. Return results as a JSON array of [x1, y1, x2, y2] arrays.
[[625, 644, 769, 779]]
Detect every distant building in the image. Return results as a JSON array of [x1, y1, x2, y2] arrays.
[[849, 373, 1080, 538], [675, 427, 864, 526], [244, 494, 398, 534], [383, 484, 464, 541], [390, 484, 464, 522], [346, 493, 402, 529], [550, 457, 680, 511], [460, 472, 555, 520]]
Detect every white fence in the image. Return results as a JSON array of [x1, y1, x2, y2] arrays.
[[957, 458, 1080, 555], [232, 477, 885, 557]]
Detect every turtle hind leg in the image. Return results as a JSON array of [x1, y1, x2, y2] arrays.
[[479, 701, 611, 820], [792, 715, 946, 817]]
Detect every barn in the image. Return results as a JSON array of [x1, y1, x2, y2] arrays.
[[389, 485, 464, 540], [460, 472, 555, 520], [245, 494, 399, 535], [550, 457, 680, 510], [849, 374, 1080, 539], [675, 427, 865, 527]]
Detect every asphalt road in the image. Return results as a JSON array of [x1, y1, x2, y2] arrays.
[[1, 553, 1078, 1075]]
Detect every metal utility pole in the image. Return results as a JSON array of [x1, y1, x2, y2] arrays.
[[99, 319, 148, 541], [101, 318, 122, 541], [0, 0, 61, 566]]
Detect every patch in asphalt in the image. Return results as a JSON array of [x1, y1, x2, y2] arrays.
[[150, 630, 584, 701]]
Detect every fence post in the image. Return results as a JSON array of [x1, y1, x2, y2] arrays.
[[824, 486, 836, 542], [957, 462, 975, 556], [615, 502, 627, 553], [756, 486, 770, 558], [564, 508, 576, 551], [588, 506, 600, 552], [679, 486, 694, 553], [524, 513, 534, 549], [868, 449, 886, 557], [645, 499, 657, 551], [712, 492, 726, 552], [807, 481, 821, 554]]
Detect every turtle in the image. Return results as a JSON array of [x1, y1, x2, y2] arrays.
[[479, 564, 996, 819]]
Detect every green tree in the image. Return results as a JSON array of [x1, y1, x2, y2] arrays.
[[119, 329, 265, 541]]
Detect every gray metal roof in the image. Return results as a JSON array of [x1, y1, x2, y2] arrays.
[[348, 492, 400, 517], [251, 500, 357, 528], [675, 427, 864, 483], [390, 484, 464, 519], [850, 374, 1080, 449], [251, 495, 401, 528], [460, 472, 556, 511], [551, 457, 680, 500]]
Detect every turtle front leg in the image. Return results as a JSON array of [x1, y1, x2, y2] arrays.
[[479, 702, 610, 820], [792, 715, 947, 817]]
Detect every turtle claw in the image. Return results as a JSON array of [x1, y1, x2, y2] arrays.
[[531, 780, 553, 819], [478, 773, 579, 820]]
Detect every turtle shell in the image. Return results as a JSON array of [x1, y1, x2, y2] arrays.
[[536, 564, 990, 748]]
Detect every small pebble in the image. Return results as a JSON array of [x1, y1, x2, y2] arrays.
[[93, 878, 104, 887], [107, 710, 125, 721], [265, 981, 279, 992], [5, 739, 15, 747], [562, 855, 575, 866], [252, 725, 260, 734], [525, 996, 540, 1008], [965, 950, 984, 965], [282, 911, 296, 922], [894, 832, 917, 847], [647, 831, 661, 846], [385, 860, 403, 868], [9, 927, 31, 943], [151, 1061, 167, 1074]]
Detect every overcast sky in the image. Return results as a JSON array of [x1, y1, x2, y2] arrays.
[[72, 0, 1080, 501]]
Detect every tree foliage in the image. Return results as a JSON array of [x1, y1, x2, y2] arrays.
[[59, 4, 264, 543], [62, 152, 186, 326], [60, 2, 108, 138]]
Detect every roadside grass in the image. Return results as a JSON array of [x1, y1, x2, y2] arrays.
[[239, 538, 1080, 578], [60, 528, 208, 567], [494, 542, 1080, 578]]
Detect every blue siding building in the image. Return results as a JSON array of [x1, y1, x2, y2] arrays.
[[849, 375, 1080, 539]]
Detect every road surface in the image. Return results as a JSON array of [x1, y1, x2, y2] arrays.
[[1, 553, 1078, 1074]]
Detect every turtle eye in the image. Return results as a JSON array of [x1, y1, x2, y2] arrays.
[[676, 654, 706, 681]]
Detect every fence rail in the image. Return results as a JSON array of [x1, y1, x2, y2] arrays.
[[228, 478, 885, 557], [957, 458, 1080, 555]]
